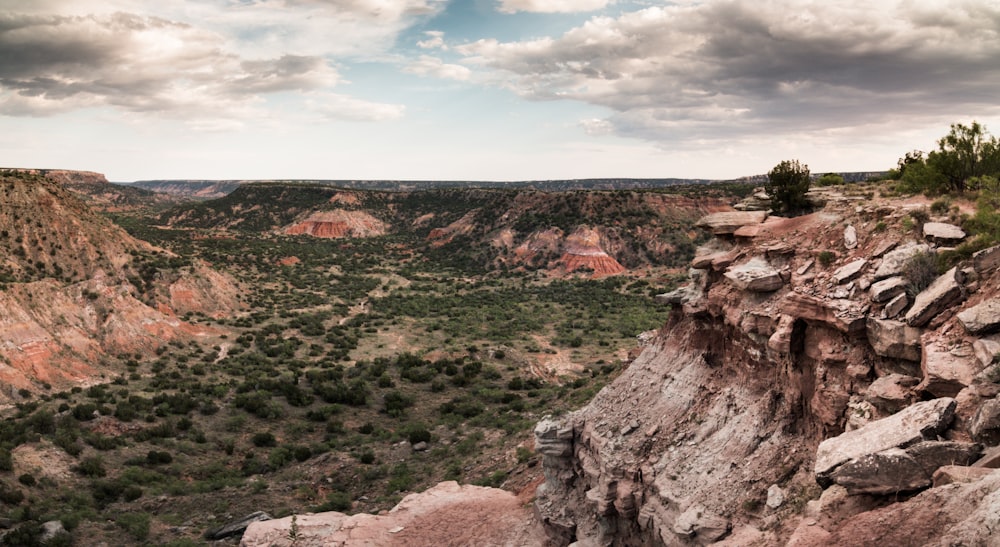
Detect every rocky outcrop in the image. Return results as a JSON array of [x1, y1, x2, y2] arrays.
[[874, 242, 932, 279], [828, 441, 981, 495], [868, 276, 907, 303], [694, 211, 767, 235], [284, 210, 388, 238], [866, 318, 921, 361], [923, 221, 966, 243], [724, 257, 783, 292], [240, 481, 544, 547]]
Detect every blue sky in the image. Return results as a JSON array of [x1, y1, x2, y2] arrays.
[[2, 0, 999, 182]]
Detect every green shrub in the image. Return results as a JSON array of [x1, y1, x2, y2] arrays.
[[902, 251, 940, 298], [74, 456, 106, 477], [252, 432, 277, 447], [314, 491, 352, 512], [116, 512, 151, 541], [817, 251, 835, 267]]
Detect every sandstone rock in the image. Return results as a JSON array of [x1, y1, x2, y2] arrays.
[[923, 222, 967, 243], [874, 242, 932, 279], [695, 211, 767, 235], [724, 257, 783, 292], [535, 418, 574, 458], [865, 373, 919, 413], [905, 267, 965, 327], [973, 337, 1000, 367], [844, 225, 858, 250], [830, 441, 981, 495], [871, 239, 898, 258], [973, 244, 1000, 273], [779, 293, 866, 334], [814, 397, 956, 483], [285, 210, 388, 238], [767, 315, 795, 355], [867, 318, 922, 362], [241, 481, 544, 547], [206, 511, 272, 540], [829, 447, 928, 495], [970, 398, 1000, 445], [920, 337, 983, 398], [958, 298, 1000, 335], [691, 251, 729, 269], [869, 276, 907, 303], [974, 446, 1000, 468], [766, 485, 785, 509], [40, 520, 67, 544], [832, 258, 867, 284], [673, 505, 729, 543], [932, 465, 994, 487], [882, 293, 908, 319]]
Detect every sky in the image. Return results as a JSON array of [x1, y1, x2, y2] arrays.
[[1, 0, 999, 182]]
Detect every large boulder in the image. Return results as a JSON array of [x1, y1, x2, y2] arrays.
[[672, 505, 730, 544], [780, 293, 866, 334], [206, 511, 272, 541], [724, 257, 783, 292], [874, 242, 932, 279], [958, 298, 1000, 335], [829, 441, 981, 495], [867, 318, 922, 362], [833, 258, 867, 284], [865, 373, 919, 413], [923, 222, 967, 243], [905, 267, 965, 327], [869, 276, 907, 303], [815, 397, 956, 484], [920, 336, 984, 398], [695, 211, 768, 235]]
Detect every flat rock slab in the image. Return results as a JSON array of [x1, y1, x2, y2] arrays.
[[867, 318, 922, 362], [905, 267, 965, 327], [844, 225, 858, 250], [970, 398, 1000, 445], [724, 257, 783, 292], [833, 258, 867, 284], [958, 298, 1000, 335], [875, 242, 932, 279], [869, 276, 907, 303], [932, 465, 994, 487], [779, 293, 866, 334], [695, 211, 768, 235], [865, 373, 919, 413], [814, 397, 956, 483], [923, 222, 967, 243]]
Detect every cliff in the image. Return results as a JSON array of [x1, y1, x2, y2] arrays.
[[534, 190, 1000, 545]]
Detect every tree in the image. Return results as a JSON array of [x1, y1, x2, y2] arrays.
[[817, 173, 845, 187], [766, 160, 811, 214], [928, 121, 1000, 193]]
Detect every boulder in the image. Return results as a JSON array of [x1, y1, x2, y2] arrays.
[[869, 276, 907, 303], [205, 511, 272, 540], [973, 244, 1000, 274], [833, 258, 867, 284], [724, 257, 783, 292], [905, 267, 965, 327], [844, 225, 858, 249], [692, 252, 730, 270], [932, 465, 994, 487], [923, 222, 967, 243], [829, 441, 981, 495], [882, 293, 908, 319], [766, 485, 785, 509], [695, 211, 768, 235], [874, 242, 932, 279], [920, 337, 984, 398], [973, 337, 1000, 368], [958, 298, 1000, 335], [867, 318, 922, 362], [970, 398, 1000, 445], [865, 373, 919, 413], [673, 505, 730, 543], [534, 418, 574, 459], [814, 397, 956, 483]]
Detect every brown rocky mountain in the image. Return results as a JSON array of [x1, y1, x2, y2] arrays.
[[0, 170, 241, 401], [253, 187, 1000, 545]]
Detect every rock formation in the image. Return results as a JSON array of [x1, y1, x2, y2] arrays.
[[284, 210, 388, 238]]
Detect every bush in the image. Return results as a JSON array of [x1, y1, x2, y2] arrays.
[[903, 251, 940, 298], [17, 474, 36, 487], [73, 456, 106, 477], [251, 432, 277, 447], [314, 491, 352, 512], [116, 512, 151, 541], [817, 251, 834, 267]]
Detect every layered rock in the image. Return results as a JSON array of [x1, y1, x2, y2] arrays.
[[284, 210, 388, 238]]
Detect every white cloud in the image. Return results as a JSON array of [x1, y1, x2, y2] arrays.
[[497, 0, 612, 14], [417, 30, 447, 50], [403, 55, 471, 81], [459, 1, 1000, 145], [305, 92, 405, 122]]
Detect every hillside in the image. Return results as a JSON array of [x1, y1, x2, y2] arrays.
[[0, 170, 241, 400]]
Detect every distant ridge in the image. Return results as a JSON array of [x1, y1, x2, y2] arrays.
[[128, 172, 887, 198]]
